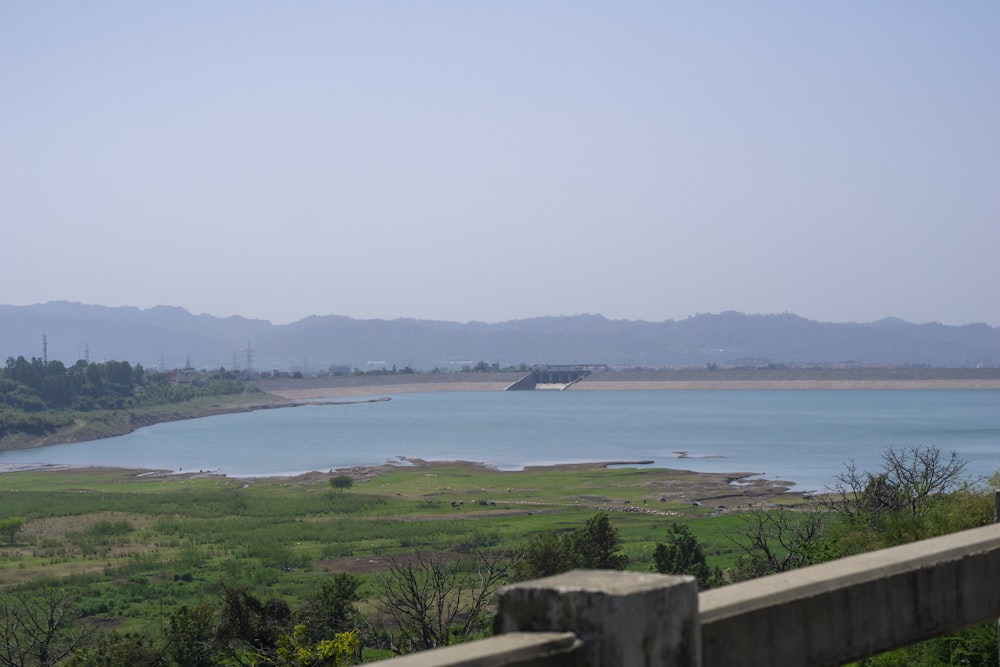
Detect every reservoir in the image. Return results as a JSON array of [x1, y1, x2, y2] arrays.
[[1, 390, 998, 493]]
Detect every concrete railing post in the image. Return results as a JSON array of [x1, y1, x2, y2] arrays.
[[493, 570, 700, 667]]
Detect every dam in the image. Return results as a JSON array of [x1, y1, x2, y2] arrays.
[[504, 364, 608, 390]]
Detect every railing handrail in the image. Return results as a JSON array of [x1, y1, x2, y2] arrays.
[[369, 521, 1000, 666]]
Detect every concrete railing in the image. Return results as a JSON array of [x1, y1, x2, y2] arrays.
[[369, 521, 1000, 666]]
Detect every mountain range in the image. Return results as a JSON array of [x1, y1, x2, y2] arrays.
[[1, 302, 998, 371]]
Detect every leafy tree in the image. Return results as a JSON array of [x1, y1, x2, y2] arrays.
[[515, 511, 629, 580], [652, 523, 715, 588], [165, 601, 217, 667], [276, 625, 358, 666], [297, 573, 362, 643], [515, 530, 572, 580], [567, 511, 629, 570], [0, 517, 25, 546], [329, 476, 353, 492], [214, 583, 293, 665]]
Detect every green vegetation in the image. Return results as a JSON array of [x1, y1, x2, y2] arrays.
[[0, 517, 25, 546], [330, 475, 354, 492], [1, 356, 276, 446], [652, 523, 720, 588], [0, 446, 995, 665], [516, 511, 629, 580]]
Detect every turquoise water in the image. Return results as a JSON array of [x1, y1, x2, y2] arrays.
[[1, 390, 998, 492]]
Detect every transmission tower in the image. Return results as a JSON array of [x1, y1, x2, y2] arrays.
[[245, 341, 254, 374], [42, 334, 48, 365]]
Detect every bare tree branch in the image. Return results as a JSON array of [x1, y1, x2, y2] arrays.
[[0, 588, 101, 667], [825, 445, 967, 525], [369, 549, 515, 654]]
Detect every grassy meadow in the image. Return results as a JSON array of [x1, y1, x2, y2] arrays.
[[0, 461, 802, 636]]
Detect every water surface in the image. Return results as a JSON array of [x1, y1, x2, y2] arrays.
[[1, 390, 997, 492]]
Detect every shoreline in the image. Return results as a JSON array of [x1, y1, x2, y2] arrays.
[[261, 377, 1000, 400], [0, 458, 804, 507]]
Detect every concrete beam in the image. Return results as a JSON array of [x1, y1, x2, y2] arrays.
[[699, 523, 1000, 667]]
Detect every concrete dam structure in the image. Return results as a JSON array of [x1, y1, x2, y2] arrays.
[[505, 365, 608, 391]]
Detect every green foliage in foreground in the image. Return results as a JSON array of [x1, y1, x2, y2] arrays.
[[0, 447, 997, 665]]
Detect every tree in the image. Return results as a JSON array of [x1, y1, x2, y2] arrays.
[[515, 531, 572, 580], [652, 523, 714, 588], [0, 588, 100, 667], [567, 511, 629, 570], [275, 625, 358, 666], [730, 507, 832, 581], [214, 583, 293, 665], [369, 550, 513, 654], [165, 602, 217, 667], [297, 573, 362, 643], [0, 517, 25, 546], [827, 445, 968, 528], [329, 476, 353, 492], [515, 511, 629, 581]]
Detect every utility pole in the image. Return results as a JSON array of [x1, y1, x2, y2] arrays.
[[42, 334, 47, 365]]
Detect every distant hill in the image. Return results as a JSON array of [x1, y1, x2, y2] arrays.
[[1, 302, 998, 371]]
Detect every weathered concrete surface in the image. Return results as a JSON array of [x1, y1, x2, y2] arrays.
[[367, 632, 580, 667], [494, 570, 699, 667], [699, 523, 1000, 667]]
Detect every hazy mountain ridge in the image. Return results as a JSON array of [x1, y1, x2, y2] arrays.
[[1, 302, 998, 371]]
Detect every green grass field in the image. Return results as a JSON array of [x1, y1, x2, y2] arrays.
[[0, 461, 801, 635]]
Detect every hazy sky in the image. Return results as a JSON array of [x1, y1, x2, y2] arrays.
[[2, 2, 998, 326]]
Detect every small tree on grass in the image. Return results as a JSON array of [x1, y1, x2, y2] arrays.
[[568, 511, 630, 570], [0, 517, 25, 546], [652, 523, 717, 588], [330, 476, 353, 492], [297, 573, 362, 642], [515, 511, 629, 580]]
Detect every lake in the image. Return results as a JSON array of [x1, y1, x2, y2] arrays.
[[1, 390, 998, 492]]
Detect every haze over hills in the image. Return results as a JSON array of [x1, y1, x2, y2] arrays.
[[1, 302, 999, 372]]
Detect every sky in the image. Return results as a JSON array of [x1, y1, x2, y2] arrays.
[[2, 2, 998, 327]]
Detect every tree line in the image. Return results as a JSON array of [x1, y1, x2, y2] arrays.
[[0, 356, 251, 438]]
